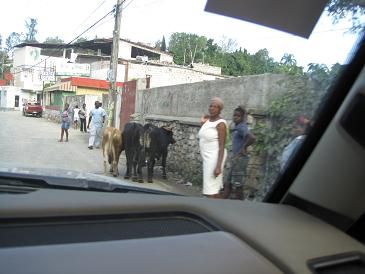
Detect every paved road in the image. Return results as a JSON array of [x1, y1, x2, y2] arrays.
[[0, 111, 200, 195]]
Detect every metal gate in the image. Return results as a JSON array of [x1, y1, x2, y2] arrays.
[[119, 80, 137, 131]]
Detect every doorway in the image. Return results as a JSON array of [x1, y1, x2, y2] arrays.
[[14, 95, 19, 107]]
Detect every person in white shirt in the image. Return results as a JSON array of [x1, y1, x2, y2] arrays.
[[73, 105, 80, 130], [87, 101, 106, 149]]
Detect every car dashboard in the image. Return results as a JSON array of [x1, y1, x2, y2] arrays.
[[1, 188, 364, 274]]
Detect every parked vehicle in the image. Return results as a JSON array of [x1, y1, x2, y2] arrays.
[[23, 102, 43, 117]]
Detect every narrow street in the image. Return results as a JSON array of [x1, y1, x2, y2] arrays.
[[0, 111, 200, 196]]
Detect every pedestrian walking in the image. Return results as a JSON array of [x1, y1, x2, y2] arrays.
[[73, 105, 80, 129], [223, 106, 256, 200], [198, 97, 227, 198], [59, 103, 71, 142], [87, 101, 106, 149], [79, 103, 87, 133]]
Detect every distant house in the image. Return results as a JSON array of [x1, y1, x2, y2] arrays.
[[43, 77, 122, 108]]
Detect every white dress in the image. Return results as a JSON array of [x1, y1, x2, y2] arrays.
[[198, 119, 227, 195]]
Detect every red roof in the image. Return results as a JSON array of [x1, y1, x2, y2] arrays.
[[61, 77, 123, 90]]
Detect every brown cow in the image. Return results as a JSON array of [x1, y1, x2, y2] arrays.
[[102, 127, 123, 177]]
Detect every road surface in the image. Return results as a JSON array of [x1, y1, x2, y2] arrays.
[[0, 111, 200, 196]]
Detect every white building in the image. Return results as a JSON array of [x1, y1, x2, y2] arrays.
[[79, 39, 224, 88], [12, 39, 224, 92], [0, 86, 22, 110], [12, 44, 90, 103]]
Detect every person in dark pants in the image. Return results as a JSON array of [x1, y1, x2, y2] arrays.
[[79, 103, 87, 133], [223, 106, 256, 200]]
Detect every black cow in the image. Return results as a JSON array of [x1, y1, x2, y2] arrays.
[[143, 124, 175, 183], [122, 122, 175, 183], [122, 122, 144, 182]]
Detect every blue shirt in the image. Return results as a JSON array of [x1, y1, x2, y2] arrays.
[[280, 135, 305, 171], [89, 107, 106, 128], [231, 122, 249, 155]]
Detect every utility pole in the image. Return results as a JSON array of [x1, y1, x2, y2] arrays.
[[108, 0, 123, 127]]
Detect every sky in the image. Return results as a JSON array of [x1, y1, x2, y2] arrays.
[[0, 0, 362, 68]]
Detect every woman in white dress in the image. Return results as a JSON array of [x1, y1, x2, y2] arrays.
[[198, 97, 227, 198]]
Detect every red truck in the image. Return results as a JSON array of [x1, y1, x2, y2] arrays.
[[23, 102, 43, 118]]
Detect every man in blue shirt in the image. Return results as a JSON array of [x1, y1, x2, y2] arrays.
[[280, 116, 311, 171], [87, 101, 107, 149], [223, 106, 256, 200]]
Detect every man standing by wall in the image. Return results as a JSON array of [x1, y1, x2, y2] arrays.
[[87, 101, 106, 150], [223, 106, 256, 200]]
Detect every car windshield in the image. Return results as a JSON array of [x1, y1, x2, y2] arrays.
[[0, 0, 364, 200]]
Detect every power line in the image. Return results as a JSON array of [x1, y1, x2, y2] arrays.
[[89, 0, 134, 34], [71, 0, 107, 36], [123, 0, 136, 10], [12, 3, 120, 76]]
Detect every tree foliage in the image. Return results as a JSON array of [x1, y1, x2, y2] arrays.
[[5, 32, 22, 52], [168, 32, 207, 65], [24, 18, 38, 42], [326, 0, 365, 33], [161, 36, 167, 51], [74, 37, 88, 43], [168, 32, 306, 77], [44, 36, 64, 44]]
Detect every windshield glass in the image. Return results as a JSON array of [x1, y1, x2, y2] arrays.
[[0, 0, 364, 199]]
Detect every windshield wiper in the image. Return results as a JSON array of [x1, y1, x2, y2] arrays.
[[0, 172, 179, 196]]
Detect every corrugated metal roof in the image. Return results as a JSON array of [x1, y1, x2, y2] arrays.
[[45, 77, 123, 92]]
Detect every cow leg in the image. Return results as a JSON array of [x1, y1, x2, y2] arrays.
[[137, 150, 144, 183], [112, 146, 118, 177], [102, 145, 108, 175], [161, 151, 167, 179], [147, 153, 155, 183], [124, 149, 131, 179], [108, 154, 113, 173], [132, 161, 138, 182], [131, 148, 139, 182]]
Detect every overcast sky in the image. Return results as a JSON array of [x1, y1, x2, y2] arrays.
[[0, 0, 361, 68]]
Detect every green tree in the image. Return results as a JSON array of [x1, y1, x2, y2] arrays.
[[326, 0, 365, 33], [0, 35, 12, 78], [249, 49, 276, 74], [161, 36, 166, 51], [24, 18, 38, 42], [44, 36, 64, 44], [219, 36, 238, 53], [155, 40, 161, 49], [5, 32, 22, 52], [274, 53, 304, 76], [168, 32, 207, 65], [74, 37, 88, 43]]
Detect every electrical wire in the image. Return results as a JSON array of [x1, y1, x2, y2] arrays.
[[88, 0, 134, 35], [71, 0, 107, 35], [13, 1, 127, 75], [123, 0, 136, 10]]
